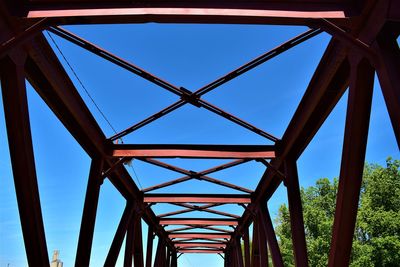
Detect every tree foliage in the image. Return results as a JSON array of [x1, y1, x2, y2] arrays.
[[275, 158, 400, 267]]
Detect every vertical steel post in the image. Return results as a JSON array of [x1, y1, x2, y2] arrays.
[[251, 219, 260, 267], [146, 225, 154, 267], [259, 215, 269, 267], [284, 158, 309, 267], [225, 250, 230, 267], [328, 55, 374, 267], [154, 237, 164, 267], [104, 202, 134, 266], [231, 246, 238, 267], [124, 215, 134, 267], [133, 216, 144, 267], [170, 251, 177, 267], [75, 157, 104, 266], [166, 246, 171, 267], [243, 227, 251, 267], [236, 236, 244, 267], [374, 24, 400, 149], [0, 55, 50, 267], [259, 205, 284, 267]]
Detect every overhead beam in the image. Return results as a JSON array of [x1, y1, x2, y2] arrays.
[[160, 218, 238, 226], [144, 194, 252, 204], [168, 225, 233, 234], [169, 233, 231, 239], [20, 1, 354, 25], [175, 243, 226, 248], [110, 144, 275, 159], [178, 249, 224, 254]]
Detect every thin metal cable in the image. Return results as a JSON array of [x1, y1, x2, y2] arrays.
[[129, 163, 143, 190], [46, 30, 144, 189], [46, 30, 118, 135]]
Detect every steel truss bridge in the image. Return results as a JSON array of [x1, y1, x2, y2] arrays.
[[0, 0, 399, 266]]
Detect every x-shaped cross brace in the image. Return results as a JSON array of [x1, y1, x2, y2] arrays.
[[49, 26, 322, 143], [140, 157, 254, 193]]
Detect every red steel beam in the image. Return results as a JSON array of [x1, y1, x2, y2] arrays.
[[173, 238, 228, 244], [104, 202, 135, 267], [178, 249, 224, 254], [124, 214, 135, 267], [169, 233, 231, 239], [328, 56, 374, 267], [0, 55, 50, 267], [160, 218, 238, 226], [22, 2, 353, 26], [0, 17, 48, 58], [284, 159, 309, 267], [199, 226, 234, 234], [374, 23, 400, 149], [251, 217, 261, 267], [243, 227, 251, 267], [111, 144, 275, 159], [168, 225, 233, 234], [75, 158, 104, 267], [235, 236, 244, 267], [145, 225, 154, 267], [259, 206, 284, 267], [133, 216, 144, 267], [166, 246, 171, 267], [176, 243, 226, 249], [144, 194, 252, 204], [171, 251, 178, 267], [153, 238, 165, 267]]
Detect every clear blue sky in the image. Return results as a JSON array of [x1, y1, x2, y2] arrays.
[[0, 23, 398, 267]]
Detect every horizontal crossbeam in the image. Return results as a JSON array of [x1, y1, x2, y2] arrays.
[[169, 233, 231, 239], [178, 249, 225, 254], [160, 218, 238, 226], [110, 144, 275, 159], [25, 3, 351, 26], [168, 225, 233, 234], [144, 194, 252, 204], [175, 243, 227, 248]]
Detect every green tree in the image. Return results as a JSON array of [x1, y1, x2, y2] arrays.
[[275, 158, 400, 267]]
